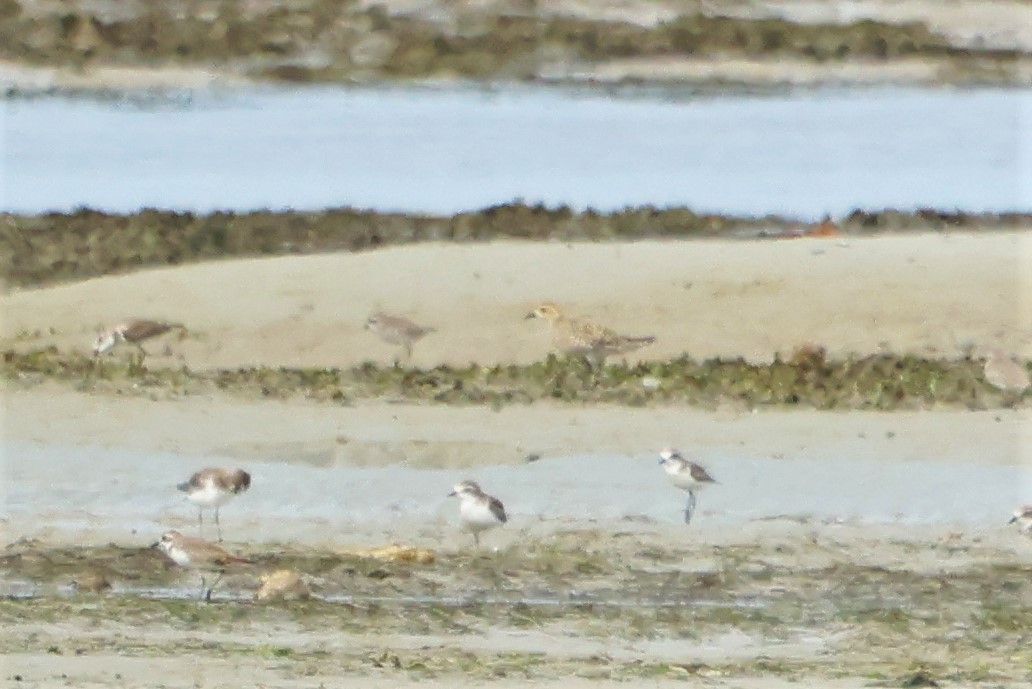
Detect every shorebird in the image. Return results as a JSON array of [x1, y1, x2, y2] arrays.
[[982, 349, 1030, 394], [658, 448, 717, 524], [364, 312, 436, 364], [448, 480, 508, 548], [153, 530, 252, 601], [92, 319, 186, 362], [177, 468, 251, 542], [525, 302, 655, 366], [1008, 506, 1032, 534]]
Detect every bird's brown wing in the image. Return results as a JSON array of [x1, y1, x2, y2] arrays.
[[488, 496, 508, 524], [183, 467, 218, 489], [690, 463, 716, 484], [122, 320, 178, 342], [212, 469, 251, 492], [192, 538, 253, 566]]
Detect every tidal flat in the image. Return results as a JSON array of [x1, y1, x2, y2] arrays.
[[2, 529, 1030, 687]]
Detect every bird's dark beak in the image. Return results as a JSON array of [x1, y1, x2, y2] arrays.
[[524, 312, 536, 319], [658, 457, 666, 465], [448, 490, 457, 497], [150, 541, 160, 549], [1008, 516, 1018, 524]]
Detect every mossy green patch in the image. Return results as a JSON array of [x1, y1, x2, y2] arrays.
[[3, 348, 1026, 410]]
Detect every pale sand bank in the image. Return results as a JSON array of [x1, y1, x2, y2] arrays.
[[3, 233, 1030, 371]]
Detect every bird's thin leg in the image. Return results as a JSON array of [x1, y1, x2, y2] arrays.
[[473, 532, 480, 549], [684, 492, 697, 525], [133, 342, 148, 368], [197, 508, 204, 537], [404, 342, 413, 364], [204, 572, 223, 603], [215, 507, 223, 542], [199, 575, 208, 600]]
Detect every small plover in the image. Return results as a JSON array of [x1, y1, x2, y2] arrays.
[[525, 302, 655, 366], [364, 312, 436, 364], [153, 530, 252, 601], [1008, 506, 1032, 534], [448, 480, 508, 548], [93, 319, 186, 362], [658, 448, 717, 524], [177, 468, 251, 542]]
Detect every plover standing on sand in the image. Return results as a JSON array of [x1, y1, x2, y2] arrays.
[[658, 448, 717, 524], [93, 319, 186, 362], [525, 302, 655, 366], [364, 312, 437, 364], [1008, 506, 1032, 534], [448, 480, 508, 548], [177, 468, 251, 542], [153, 530, 252, 601]]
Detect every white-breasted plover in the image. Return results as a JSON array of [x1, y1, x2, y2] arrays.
[[177, 468, 251, 542], [1008, 505, 1032, 534], [448, 480, 508, 548], [153, 529, 252, 601], [93, 319, 186, 362], [658, 448, 717, 525]]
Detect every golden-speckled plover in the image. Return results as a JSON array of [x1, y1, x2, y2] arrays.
[[525, 302, 655, 366]]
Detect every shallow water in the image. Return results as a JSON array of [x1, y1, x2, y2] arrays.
[[1, 439, 1023, 545], [2, 87, 1027, 218]]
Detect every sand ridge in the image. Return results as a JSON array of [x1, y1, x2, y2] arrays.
[[3, 232, 1029, 371]]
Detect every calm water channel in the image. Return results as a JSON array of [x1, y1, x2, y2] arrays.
[[3, 86, 1028, 217]]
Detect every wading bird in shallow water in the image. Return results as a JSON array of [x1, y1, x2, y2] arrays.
[[448, 480, 508, 549], [177, 468, 251, 542], [658, 448, 717, 525], [524, 302, 655, 367], [153, 530, 252, 602], [364, 312, 436, 365], [92, 319, 186, 363], [1008, 506, 1032, 534]]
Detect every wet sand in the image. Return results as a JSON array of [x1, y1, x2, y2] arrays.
[[3, 518, 1031, 687]]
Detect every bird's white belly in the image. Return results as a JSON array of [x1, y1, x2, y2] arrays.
[[667, 474, 706, 493], [460, 501, 500, 531], [166, 547, 193, 567], [185, 483, 232, 508]]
